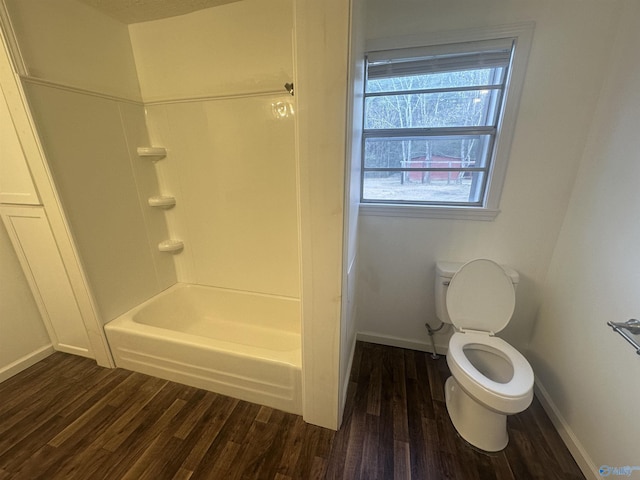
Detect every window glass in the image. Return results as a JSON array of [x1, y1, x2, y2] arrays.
[[366, 68, 505, 93], [363, 171, 486, 204], [364, 88, 502, 129], [361, 40, 514, 207]]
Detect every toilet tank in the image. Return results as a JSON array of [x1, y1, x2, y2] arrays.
[[435, 261, 520, 324]]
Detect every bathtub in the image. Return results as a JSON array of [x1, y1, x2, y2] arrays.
[[104, 283, 302, 414]]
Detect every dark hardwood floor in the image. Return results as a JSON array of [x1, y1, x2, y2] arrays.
[[0, 342, 585, 479]]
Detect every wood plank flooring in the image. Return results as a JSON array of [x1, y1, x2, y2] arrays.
[[0, 341, 585, 479]]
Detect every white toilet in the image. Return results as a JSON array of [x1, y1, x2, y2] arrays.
[[435, 259, 534, 452]]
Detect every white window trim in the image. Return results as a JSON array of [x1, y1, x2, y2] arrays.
[[361, 23, 534, 220]]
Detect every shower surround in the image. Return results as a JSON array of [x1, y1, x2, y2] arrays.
[[7, 0, 303, 413]]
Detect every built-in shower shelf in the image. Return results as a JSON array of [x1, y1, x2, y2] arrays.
[[158, 239, 184, 253], [148, 195, 176, 208], [137, 146, 167, 158]]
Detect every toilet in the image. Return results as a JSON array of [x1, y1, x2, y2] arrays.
[[435, 259, 534, 452]]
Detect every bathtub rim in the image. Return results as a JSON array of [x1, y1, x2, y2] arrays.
[[105, 282, 302, 368]]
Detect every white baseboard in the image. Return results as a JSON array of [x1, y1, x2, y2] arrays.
[[56, 343, 93, 359], [0, 344, 54, 383], [356, 331, 449, 355], [534, 380, 599, 480]]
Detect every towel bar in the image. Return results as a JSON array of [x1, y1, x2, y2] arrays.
[[607, 319, 640, 355]]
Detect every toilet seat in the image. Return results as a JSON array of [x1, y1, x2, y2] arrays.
[[446, 259, 515, 334], [447, 331, 534, 414]]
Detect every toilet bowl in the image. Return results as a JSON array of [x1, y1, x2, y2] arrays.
[[435, 259, 534, 452]]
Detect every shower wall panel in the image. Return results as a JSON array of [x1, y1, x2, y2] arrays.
[[131, 0, 299, 298], [145, 95, 299, 297], [24, 84, 176, 321]]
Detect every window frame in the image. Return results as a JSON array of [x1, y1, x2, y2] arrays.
[[359, 24, 534, 221]]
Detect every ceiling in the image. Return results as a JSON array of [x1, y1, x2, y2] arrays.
[[76, 0, 243, 24]]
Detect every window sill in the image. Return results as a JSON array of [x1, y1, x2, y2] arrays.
[[359, 203, 500, 221]]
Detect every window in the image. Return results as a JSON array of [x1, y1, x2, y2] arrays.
[[360, 30, 531, 219]]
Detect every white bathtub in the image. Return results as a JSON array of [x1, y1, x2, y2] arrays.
[[104, 283, 302, 414]]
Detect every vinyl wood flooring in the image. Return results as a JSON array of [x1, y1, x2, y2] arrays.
[[0, 341, 585, 480]]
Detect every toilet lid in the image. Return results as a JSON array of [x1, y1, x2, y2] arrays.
[[446, 259, 515, 333]]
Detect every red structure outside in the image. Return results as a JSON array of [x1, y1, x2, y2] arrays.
[[406, 155, 463, 183]]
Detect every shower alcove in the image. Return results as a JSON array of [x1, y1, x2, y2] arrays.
[[0, 0, 356, 428]]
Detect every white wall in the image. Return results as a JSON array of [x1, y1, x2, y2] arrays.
[[358, 0, 623, 353], [528, 1, 640, 476], [5, 0, 141, 101], [129, 0, 299, 298], [128, 0, 293, 103], [0, 219, 52, 381]]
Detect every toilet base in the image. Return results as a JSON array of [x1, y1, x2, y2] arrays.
[[445, 376, 508, 452]]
